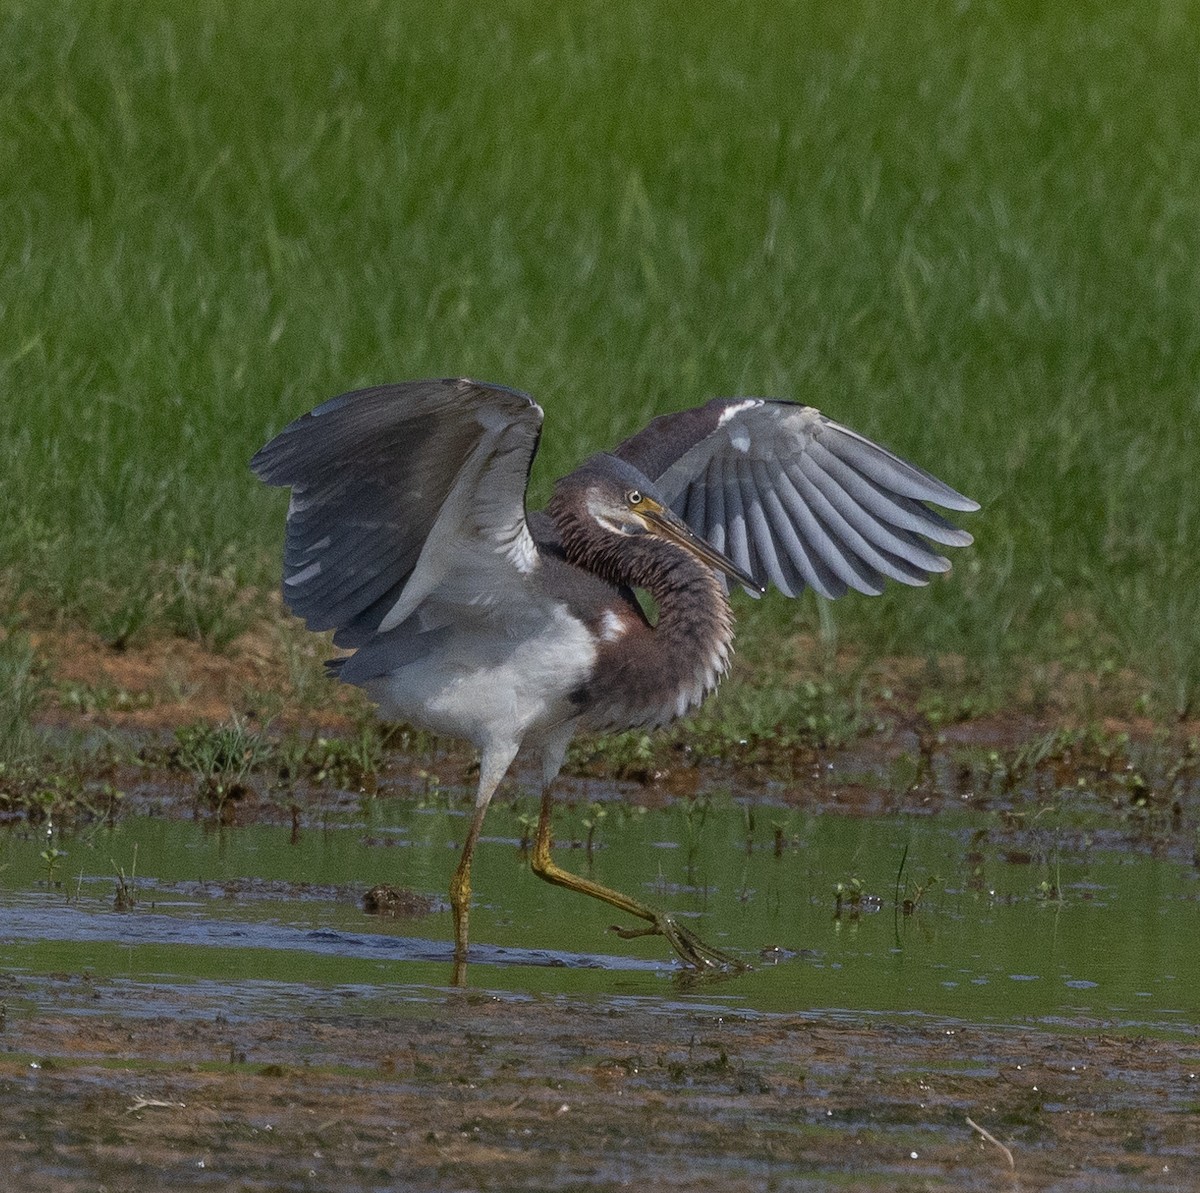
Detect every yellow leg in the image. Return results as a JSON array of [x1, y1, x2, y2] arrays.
[[447, 743, 519, 986], [529, 784, 746, 972], [449, 800, 491, 965]]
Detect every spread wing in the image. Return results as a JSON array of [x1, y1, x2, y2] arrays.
[[251, 378, 543, 647], [612, 398, 978, 599]]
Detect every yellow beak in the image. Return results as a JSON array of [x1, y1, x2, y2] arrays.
[[641, 501, 764, 594]]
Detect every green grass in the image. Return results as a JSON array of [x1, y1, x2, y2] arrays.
[[2, 0, 1199, 727], [0, 632, 46, 763]]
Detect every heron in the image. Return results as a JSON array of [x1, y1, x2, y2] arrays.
[[251, 378, 977, 971]]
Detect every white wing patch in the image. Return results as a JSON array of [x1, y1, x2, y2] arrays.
[[600, 610, 627, 642], [716, 399, 762, 428], [507, 528, 540, 574]]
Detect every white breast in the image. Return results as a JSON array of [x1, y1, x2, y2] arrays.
[[363, 599, 596, 751]]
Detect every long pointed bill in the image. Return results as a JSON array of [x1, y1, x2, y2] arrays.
[[642, 505, 765, 595]]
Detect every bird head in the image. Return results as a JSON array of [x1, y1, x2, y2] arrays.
[[553, 455, 763, 593]]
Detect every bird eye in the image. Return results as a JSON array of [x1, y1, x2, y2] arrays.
[[628, 490, 642, 506]]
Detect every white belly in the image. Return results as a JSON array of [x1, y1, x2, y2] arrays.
[[361, 603, 595, 751]]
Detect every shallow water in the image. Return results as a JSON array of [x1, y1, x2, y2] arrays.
[[2, 792, 1196, 1034]]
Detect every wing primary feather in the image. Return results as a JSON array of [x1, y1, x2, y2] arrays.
[[282, 522, 419, 610], [702, 455, 727, 556], [751, 458, 848, 598], [720, 453, 759, 587], [789, 460, 946, 584], [772, 468, 885, 595], [255, 379, 544, 645], [329, 582, 414, 649], [820, 422, 980, 512], [682, 470, 706, 539], [818, 440, 974, 548], [806, 440, 971, 551], [291, 541, 422, 632], [809, 459, 952, 575], [741, 458, 798, 597], [283, 504, 411, 576]]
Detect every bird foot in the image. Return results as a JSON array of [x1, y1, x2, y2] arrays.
[[610, 913, 748, 973]]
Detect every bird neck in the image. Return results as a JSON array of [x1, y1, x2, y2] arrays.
[[547, 503, 736, 723], [626, 536, 734, 646], [609, 534, 737, 723]]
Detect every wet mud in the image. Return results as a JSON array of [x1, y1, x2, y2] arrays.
[[2, 975, 1198, 1192]]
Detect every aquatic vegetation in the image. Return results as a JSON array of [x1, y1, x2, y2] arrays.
[[171, 716, 270, 816]]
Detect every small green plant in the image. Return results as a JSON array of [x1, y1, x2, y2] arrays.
[[112, 844, 138, 912], [770, 817, 791, 857], [893, 843, 941, 916], [0, 764, 114, 823], [514, 809, 536, 851], [569, 730, 657, 780], [1034, 876, 1064, 903], [159, 553, 256, 652], [173, 716, 269, 814], [414, 769, 448, 808], [305, 724, 385, 790], [59, 682, 154, 715], [901, 873, 940, 916], [38, 806, 68, 886], [1034, 848, 1065, 903], [680, 794, 713, 853], [278, 627, 336, 709], [833, 875, 882, 920], [833, 875, 864, 915], [89, 580, 157, 650], [681, 674, 871, 764], [581, 801, 607, 858], [612, 802, 648, 829], [916, 689, 988, 729], [40, 844, 67, 887]]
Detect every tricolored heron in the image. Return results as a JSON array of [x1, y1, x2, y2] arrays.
[[252, 378, 977, 971]]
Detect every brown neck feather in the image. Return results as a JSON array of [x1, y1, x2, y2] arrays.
[[548, 501, 736, 726]]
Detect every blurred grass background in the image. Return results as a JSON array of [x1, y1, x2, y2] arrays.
[[1, 0, 1198, 723]]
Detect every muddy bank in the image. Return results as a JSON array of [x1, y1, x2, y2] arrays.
[[2, 975, 1198, 1193]]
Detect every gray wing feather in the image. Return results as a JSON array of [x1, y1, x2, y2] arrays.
[[794, 454, 950, 580], [683, 465, 706, 541], [745, 458, 797, 597], [754, 458, 838, 599], [808, 437, 972, 547], [820, 422, 974, 510], [800, 442, 957, 568], [613, 397, 977, 599], [751, 470, 800, 597], [702, 456, 726, 556], [774, 467, 886, 595], [721, 454, 757, 589], [784, 462, 927, 586], [252, 378, 543, 647]]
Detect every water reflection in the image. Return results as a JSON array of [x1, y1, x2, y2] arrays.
[[1, 796, 1196, 1033]]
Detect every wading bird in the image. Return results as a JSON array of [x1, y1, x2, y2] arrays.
[[252, 379, 976, 971]]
